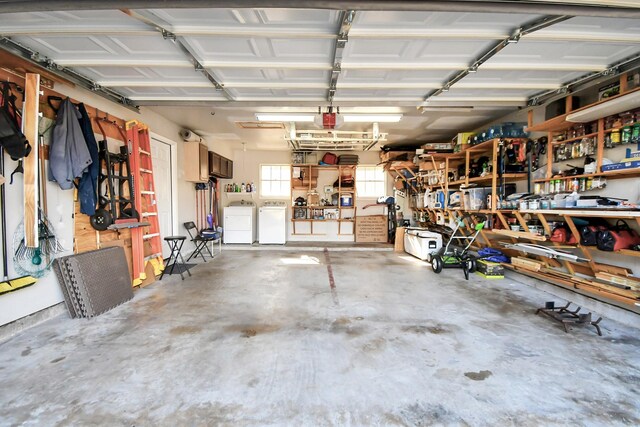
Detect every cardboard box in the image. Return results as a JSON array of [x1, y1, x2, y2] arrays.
[[476, 259, 504, 276], [356, 215, 388, 243], [394, 227, 406, 252]]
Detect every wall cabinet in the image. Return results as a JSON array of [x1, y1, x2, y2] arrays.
[[209, 151, 233, 179], [184, 142, 209, 183]]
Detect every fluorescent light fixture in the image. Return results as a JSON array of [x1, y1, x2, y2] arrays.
[[342, 114, 402, 123], [255, 113, 315, 122]]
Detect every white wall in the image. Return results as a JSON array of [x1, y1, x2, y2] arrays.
[[0, 82, 194, 326], [219, 150, 393, 242]]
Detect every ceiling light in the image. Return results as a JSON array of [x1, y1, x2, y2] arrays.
[[255, 113, 315, 122], [342, 114, 402, 123]]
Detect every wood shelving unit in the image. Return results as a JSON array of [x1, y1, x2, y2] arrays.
[[290, 164, 356, 236], [407, 72, 640, 311]]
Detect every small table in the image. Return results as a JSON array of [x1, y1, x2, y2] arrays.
[[160, 236, 192, 281]]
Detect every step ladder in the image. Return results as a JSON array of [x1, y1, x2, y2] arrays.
[[126, 120, 164, 286]]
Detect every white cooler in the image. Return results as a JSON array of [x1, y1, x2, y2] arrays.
[[404, 228, 443, 261]]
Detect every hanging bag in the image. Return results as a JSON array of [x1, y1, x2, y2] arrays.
[[597, 220, 640, 252], [0, 82, 30, 160]]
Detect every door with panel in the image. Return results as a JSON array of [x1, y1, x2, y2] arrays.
[[151, 138, 173, 259]]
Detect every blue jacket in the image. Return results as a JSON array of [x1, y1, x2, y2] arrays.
[[76, 104, 99, 215], [49, 98, 92, 190]]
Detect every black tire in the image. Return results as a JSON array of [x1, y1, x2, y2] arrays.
[[467, 259, 477, 273], [431, 255, 443, 273], [90, 209, 113, 231]]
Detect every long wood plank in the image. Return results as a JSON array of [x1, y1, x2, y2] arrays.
[[22, 73, 40, 248]]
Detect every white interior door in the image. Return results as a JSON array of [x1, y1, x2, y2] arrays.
[[151, 138, 173, 258]]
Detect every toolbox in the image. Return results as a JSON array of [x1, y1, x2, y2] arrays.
[[404, 228, 443, 261]]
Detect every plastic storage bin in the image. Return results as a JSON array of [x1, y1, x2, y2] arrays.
[[463, 187, 491, 210]]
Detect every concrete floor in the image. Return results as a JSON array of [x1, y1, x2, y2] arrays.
[[1, 250, 639, 426]]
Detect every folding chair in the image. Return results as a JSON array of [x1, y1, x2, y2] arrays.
[[183, 221, 220, 262]]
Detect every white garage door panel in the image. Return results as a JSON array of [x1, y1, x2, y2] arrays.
[[11, 35, 185, 61], [488, 40, 639, 65], [354, 11, 540, 31], [149, 8, 340, 27], [0, 10, 148, 32], [74, 66, 211, 83], [463, 69, 586, 84]]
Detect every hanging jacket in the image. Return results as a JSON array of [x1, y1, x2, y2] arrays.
[[48, 98, 92, 190], [76, 103, 99, 215]]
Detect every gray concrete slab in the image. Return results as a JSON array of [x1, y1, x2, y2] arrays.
[[0, 250, 639, 426]]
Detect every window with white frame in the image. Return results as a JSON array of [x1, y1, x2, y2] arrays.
[[356, 166, 386, 198], [260, 164, 291, 197]]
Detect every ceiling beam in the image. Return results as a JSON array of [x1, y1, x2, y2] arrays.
[[328, 10, 355, 103], [119, 9, 233, 100], [423, 15, 572, 103], [1, 1, 639, 18], [0, 36, 139, 112]]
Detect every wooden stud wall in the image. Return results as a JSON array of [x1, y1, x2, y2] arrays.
[[1, 66, 138, 282]]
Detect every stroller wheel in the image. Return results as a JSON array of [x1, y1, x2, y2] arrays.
[[431, 255, 443, 273]]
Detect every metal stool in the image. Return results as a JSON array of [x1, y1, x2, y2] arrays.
[[160, 236, 191, 280]]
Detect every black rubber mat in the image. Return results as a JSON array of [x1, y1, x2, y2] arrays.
[[53, 247, 133, 318]]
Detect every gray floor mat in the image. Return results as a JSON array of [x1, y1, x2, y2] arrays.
[[53, 247, 133, 318]]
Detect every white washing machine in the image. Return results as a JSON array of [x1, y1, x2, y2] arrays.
[[259, 201, 287, 244], [223, 200, 256, 244]]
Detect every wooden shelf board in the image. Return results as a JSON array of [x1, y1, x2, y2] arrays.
[[615, 249, 640, 258], [534, 168, 640, 183], [550, 131, 598, 145], [604, 120, 640, 133], [519, 209, 640, 218]]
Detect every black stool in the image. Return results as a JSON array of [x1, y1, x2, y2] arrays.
[[161, 236, 192, 281]]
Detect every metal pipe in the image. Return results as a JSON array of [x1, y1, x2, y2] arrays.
[[1, 1, 639, 18]]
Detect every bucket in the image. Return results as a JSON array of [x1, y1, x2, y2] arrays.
[[340, 193, 353, 207]]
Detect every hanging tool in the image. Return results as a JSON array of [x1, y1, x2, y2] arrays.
[[0, 145, 37, 294], [10, 122, 64, 282], [126, 120, 164, 286]]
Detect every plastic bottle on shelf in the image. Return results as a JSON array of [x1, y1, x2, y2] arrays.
[[250, 181, 255, 193], [241, 183, 246, 192], [572, 177, 579, 192]]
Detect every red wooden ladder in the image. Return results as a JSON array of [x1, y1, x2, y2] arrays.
[[126, 120, 164, 286]]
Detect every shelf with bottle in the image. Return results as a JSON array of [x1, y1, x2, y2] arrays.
[[533, 167, 640, 183], [535, 176, 606, 195], [224, 182, 256, 194], [550, 131, 599, 146]]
